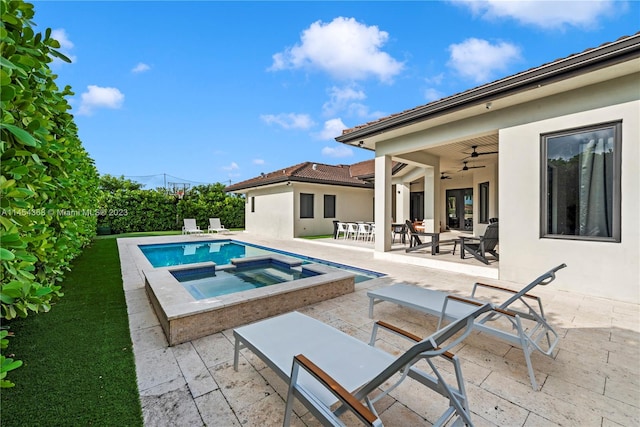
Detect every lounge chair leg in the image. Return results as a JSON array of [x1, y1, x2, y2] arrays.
[[233, 338, 242, 371], [283, 363, 299, 427]]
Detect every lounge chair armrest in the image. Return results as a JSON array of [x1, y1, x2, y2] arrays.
[[374, 320, 422, 342], [291, 354, 381, 427], [472, 282, 539, 301], [446, 294, 517, 317], [371, 321, 456, 360]]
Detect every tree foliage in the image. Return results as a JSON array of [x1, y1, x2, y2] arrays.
[[96, 178, 245, 233], [1, 0, 99, 387]]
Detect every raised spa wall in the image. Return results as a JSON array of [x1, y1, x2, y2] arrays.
[[143, 255, 355, 346]]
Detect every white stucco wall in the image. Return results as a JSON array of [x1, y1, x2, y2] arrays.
[[243, 183, 374, 238], [293, 183, 374, 237], [244, 186, 294, 238], [499, 99, 639, 303]]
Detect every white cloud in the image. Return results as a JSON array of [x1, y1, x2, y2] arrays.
[[454, 0, 616, 29], [322, 86, 385, 119], [222, 162, 239, 171], [424, 88, 445, 102], [260, 113, 315, 130], [252, 159, 265, 165], [447, 38, 521, 83], [77, 85, 124, 116], [132, 62, 150, 73], [322, 145, 353, 158], [50, 28, 77, 63], [316, 118, 348, 140], [322, 86, 366, 116], [425, 73, 445, 85], [269, 17, 404, 82]]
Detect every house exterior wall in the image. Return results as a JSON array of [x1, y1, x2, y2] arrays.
[[500, 98, 639, 303], [243, 183, 374, 238], [293, 183, 374, 237], [369, 71, 638, 303], [244, 186, 294, 238]]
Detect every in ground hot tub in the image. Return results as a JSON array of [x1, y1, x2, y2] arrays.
[[171, 257, 321, 299], [143, 255, 355, 345]]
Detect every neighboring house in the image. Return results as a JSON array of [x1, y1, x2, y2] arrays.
[[225, 160, 404, 238], [336, 33, 640, 303]]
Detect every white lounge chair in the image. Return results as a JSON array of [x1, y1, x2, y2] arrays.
[[234, 300, 494, 426], [182, 218, 202, 235], [367, 264, 567, 390], [207, 218, 229, 234]]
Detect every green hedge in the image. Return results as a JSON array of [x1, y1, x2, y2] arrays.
[[1, 0, 99, 387], [96, 178, 245, 233], [176, 183, 245, 230]]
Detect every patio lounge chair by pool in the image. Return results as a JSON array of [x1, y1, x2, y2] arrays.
[[234, 300, 494, 426], [208, 218, 229, 234], [182, 218, 203, 235], [367, 264, 567, 390]]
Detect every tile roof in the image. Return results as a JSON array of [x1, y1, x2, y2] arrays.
[[225, 160, 376, 192], [338, 32, 640, 140]]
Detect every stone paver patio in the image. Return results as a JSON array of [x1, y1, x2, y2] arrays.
[[118, 232, 639, 426]]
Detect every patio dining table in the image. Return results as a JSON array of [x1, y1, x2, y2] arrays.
[[406, 229, 457, 255]]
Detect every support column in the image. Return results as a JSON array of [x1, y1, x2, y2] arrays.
[[395, 182, 410, 224], [422, 166, 441, 233], [374, 155, 392, 252]]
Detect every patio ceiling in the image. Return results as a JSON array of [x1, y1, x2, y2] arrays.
[[393, 134, 498, 179]]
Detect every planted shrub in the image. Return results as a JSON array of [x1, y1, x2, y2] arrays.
[[96, 178, 245, 233], [176, 183, 245, 230], [1, 0, 99, 387]]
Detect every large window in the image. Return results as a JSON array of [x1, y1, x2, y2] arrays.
[[300, 193, 314, 219], [324, 194, 336, 218], [541, 121, 621, 241]]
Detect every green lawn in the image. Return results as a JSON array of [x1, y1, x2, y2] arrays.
[[301, 234, 333, 239], [1, 234, 152, 426]]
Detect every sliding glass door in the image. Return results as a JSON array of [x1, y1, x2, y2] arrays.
[[446, 188, 473, 231]]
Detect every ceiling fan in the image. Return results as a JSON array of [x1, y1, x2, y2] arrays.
[[440, 172, 452, 180], [463, 145, 498, 159], [458, 161, 485, 172]]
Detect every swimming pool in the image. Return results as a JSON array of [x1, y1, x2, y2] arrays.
[[139, 239, 382, 283], [134, 237, 386, 345]]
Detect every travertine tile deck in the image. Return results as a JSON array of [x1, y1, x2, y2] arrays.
[[118, 233, 639, 426]]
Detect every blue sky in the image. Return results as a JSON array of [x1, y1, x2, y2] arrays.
[[33, 1, 639, 190]]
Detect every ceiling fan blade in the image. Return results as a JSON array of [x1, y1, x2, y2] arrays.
[[462, 145, 498, 158], [458, 161, 485, 172]]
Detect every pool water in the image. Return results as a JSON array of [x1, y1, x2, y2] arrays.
[[139, 240, 383, 284], [172, 263, 318, 299], [140, 241, 272, 267]]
